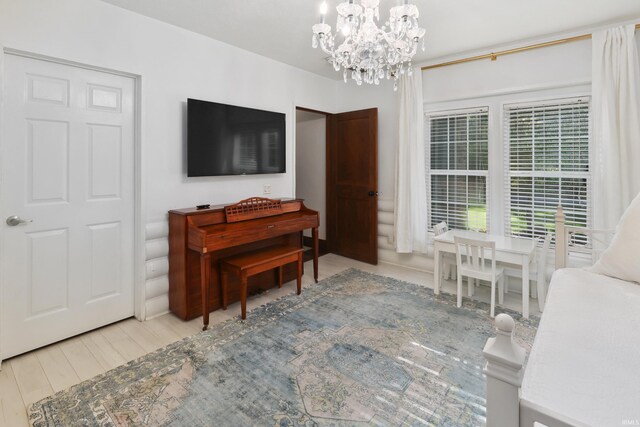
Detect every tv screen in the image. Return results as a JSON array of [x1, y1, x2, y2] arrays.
[[187, 98, 286, 177]]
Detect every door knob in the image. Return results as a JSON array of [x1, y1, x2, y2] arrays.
[[368, 191, 378, 197], [6, 216, 33, 226]]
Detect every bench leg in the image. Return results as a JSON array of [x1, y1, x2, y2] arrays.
[[278, 266, 283, 288], [221, 269, 228, 310], [296, 252, 302, 295], [312, 227, 319, 283], [240, 271, 248, 320]]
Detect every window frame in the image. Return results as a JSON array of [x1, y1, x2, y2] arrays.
[[502, 96, 592, 246], [423, 85, 594, 250], [425, 107, 491, 233]]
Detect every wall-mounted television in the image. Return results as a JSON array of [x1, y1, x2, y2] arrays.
[[187, 98, 286, 177]]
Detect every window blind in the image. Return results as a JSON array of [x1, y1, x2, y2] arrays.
[[504, 98, 590, 245], [427, 108, 489, 232]]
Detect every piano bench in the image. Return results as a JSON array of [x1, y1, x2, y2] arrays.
[[220, 245, 304, 320]]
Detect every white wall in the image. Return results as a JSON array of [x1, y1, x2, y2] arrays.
[[0, 0, 339, 318], [422, 39, 592, 103], [295, 112, 326, 240], [422, 30, 640, 104]]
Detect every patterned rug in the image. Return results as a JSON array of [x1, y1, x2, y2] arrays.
[[29, 268, 538, 426]]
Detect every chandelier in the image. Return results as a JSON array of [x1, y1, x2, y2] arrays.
[[312, 0, 426, 90]]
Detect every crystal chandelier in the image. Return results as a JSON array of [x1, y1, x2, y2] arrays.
[[312, 0, 426, 90]]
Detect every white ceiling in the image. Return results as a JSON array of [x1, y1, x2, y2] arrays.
[[100, 0, 640, 80]]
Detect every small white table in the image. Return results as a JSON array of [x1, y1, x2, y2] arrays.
[[433, 230, 537, 318]]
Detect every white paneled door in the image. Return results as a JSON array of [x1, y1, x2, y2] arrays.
[[0, 54, 136, 360]]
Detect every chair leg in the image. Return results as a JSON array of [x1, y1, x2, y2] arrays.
[[468, 277, 474, 297], [498, 275, 504, 305], [457, 273, 463, 308], [444, 262, 450, 280], [490, 279, 496, 318], [451, 265, 457, 280]]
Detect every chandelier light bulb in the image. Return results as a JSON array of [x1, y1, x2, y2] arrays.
[[319, 2, 328, 15], [311, 0, 425, 90]]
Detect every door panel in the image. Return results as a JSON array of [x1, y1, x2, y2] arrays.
[[1, 54, 135, 360], [327, 108, 378, 264], [27, 228, 69, 317], [88, 221, 122, 301], [28, 119, 69, 204], [88, 124, 122, 199]]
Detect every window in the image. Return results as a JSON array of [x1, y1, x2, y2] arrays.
[[504, 98, 590, 243], [427, 108, 489, 232], [234, 132, 258, 173], [262, 130, 280, 171]]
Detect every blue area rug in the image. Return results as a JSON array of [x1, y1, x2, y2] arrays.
[[29, 268, 538, 426]]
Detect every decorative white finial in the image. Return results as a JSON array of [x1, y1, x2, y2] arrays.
[[495, 313, 515, 334]]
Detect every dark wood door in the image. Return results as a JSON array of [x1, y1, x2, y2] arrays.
[[327, 108, 378, 264]]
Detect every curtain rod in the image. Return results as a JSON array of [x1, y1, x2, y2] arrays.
[[421, 23, 640, 71]]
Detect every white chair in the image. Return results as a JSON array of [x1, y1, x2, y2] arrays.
[[454, 236, 505, 318], [504, 233, 553, 312], [434, 222, 457, 280]]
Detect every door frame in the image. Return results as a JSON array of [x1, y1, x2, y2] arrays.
[[0, 47, 145, 362]]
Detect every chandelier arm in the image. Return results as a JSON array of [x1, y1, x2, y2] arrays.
[[319, 43, 335, 56]]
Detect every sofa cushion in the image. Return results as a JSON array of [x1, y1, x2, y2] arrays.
[[521, 268, 640, 425], [589, 191, 640, 283]]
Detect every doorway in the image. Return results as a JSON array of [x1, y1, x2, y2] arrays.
[[295, 108, 328, 256], [295, 106, 379, 265]]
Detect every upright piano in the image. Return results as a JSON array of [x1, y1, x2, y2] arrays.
[[168, 197, 319, 320]]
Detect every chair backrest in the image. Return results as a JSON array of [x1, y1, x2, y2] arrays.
[[454, 236, 496, 276], [434, 222, 448, 236]]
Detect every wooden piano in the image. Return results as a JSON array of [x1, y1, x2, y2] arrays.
[[168, 197, 319, 323]]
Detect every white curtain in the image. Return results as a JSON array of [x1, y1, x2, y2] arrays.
[[592, 25, 640, 230], [394, 69, 428, 253]]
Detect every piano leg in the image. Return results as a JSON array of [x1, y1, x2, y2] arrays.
[[297, 251, 303, 295], [312, 227, 319, 283], [200, 252, 211, 331]]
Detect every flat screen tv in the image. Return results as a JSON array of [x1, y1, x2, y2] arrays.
[[187, 98, 286, 177]]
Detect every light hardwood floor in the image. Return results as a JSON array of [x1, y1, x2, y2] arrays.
[[0, 253, 540, 426]]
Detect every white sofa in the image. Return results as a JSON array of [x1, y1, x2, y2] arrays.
[[520, 268, 640, 426], [483, 206, 640, 427]]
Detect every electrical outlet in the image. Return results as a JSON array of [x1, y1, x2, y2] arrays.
[[263, 184, 271, 194]]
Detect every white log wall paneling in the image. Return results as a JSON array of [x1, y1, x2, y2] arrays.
[[144, 220, 170, 319], [377, 199, 434, 272]]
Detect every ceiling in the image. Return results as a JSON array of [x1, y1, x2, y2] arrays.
[[100, 0, 640, 80]]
